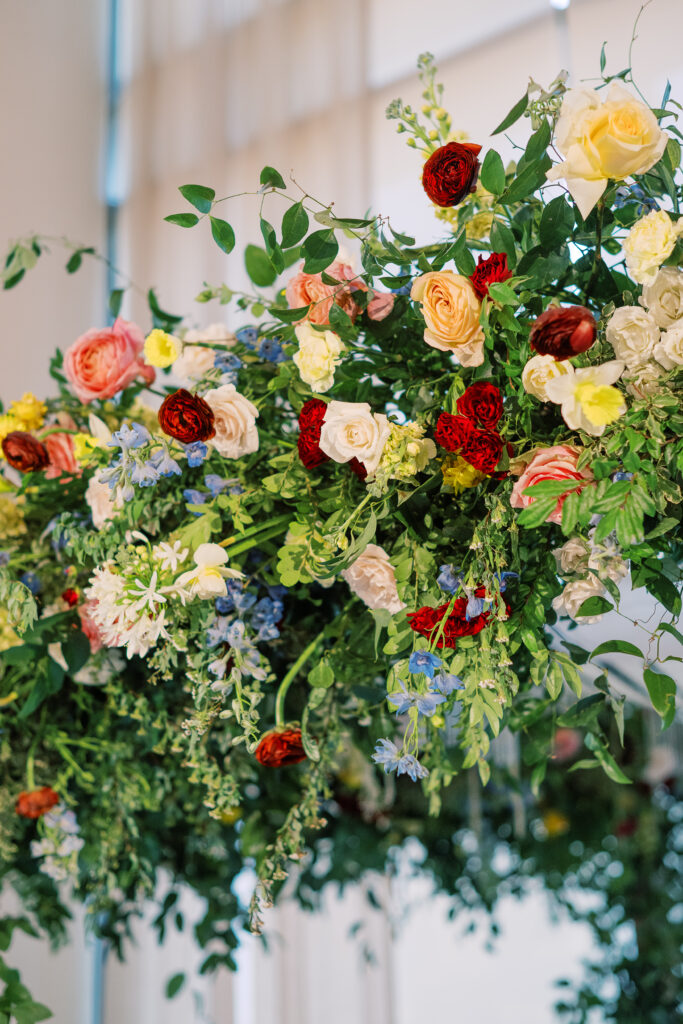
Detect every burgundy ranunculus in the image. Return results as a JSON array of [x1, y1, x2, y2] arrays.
[[15, 786, 59, 819], [1, 431, 50, 473], [158, 388, 215, 443], [461, 427, 504, 475], [348, 457, 368, 480], [456, 382, 504, 430], [254, 728, 307, 767], [422, 142, 482, 208], [529, 305, 597, 361], [297, 399, 330, 469], [434, 413, 473, 453], [469, 252, 512, 300]]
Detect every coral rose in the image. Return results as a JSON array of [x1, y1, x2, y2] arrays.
[[510, 444, 593, 525], [254, 728, 307, 767], [469, 253, 512, 300], [341, 544, 405, 615], [286, 261, 362, 325], [422, 142, 481, 207], [64, 318, 154, 403], [529, 305, 597, 361], [158, 389, 216, 444], [411, 271, 484, 365], [366, 292, 395, 321], [1, 431, 49, 473], [15, 786, 59, 819]]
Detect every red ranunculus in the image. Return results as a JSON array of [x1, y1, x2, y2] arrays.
[[461, 427, 504, 475], [1, 431, 50, 473], [529, 305, 597, 361], [61, 588, 79, 607], [254, 728, 307, 767], [297, 399, 330, 469], [422, 142, 482, 207], [435, 412, 473, 453], [456, 382, 504, 430], [469, 252, 512, 300], [158, 389, 215, 443], [15, 786, 59, 819], [407, 597, 491, 649]]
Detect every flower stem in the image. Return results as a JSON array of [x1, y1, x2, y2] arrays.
[[584, 196, 605, 304], [275, 631, 325, 726]]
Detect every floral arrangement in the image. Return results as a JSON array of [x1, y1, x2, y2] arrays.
[[0, 46, 681, 1018]]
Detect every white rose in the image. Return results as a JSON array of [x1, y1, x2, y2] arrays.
[[640, 266, 683, 327], [85, 472, 120, 528], [341, 544, 405, 615], [553, 536, 590, 574], [204, 383, 259, 458], [623, 210, 683, 286], [653, 322, 683, 370], [624, 363, 666, 397], [605, 306, 659, 367], [522, 354, 572, 401], [319, 401, 391, 475], [172, 344, 216, 385], [292, 322, 344, 393], [551, 576, 607, 623], [185, 323, 237, 346]]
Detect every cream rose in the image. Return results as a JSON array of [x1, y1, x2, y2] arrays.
[[85, 472, 119, 528], [204, 383, 259, 458], [546, 83, 668, 219], [605, 306, 659, 367], [292, 322, 344, 393], [341, 544, 405, 615], [641, 266, 683, 327], [551, 576, 607, 623], [624, 362, 665, 398], [623, 210, 683, 286], [410, 270, 484, 366], [173, 324, 235, 385], [553, 536, 590, 575], [522, 354, 572, 401], [319, 401, 391, 475], [653, 322, 683, 370]]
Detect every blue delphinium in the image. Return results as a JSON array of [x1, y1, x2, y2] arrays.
[[259, 337, 286, 363], [214, 579, 244, 615], [0, 550, 10, 566], [148, 448, 181, 478], [430, 672, 463, 696], [613, 471, 633, 482], [251, 596, 283, 641], [183, 489, 208, 511], [387, 687, 447, 717], [235, 326, 259, 349], [372, 739, 429, 781], [129, 461, 160, 487], [408, 649, 442, 678], [493, 571, 518, 592], [214, 352, 242, 382], [465, 595, 485, 621], [206, 616, 233, 649], [109, 422, 151, 451], [183, 441, 209, 467], [614, 183, 658, 216], [20, 572, 42, 595], [437, 564, 464, 594]]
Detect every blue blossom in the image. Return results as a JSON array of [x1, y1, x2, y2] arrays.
[[233, 590, 257, 614], [613, 471, 633, 482], [0, 551, 9, 567], [387, 688, 447, 717], [465, 595, 486, 621], [372, 739, 429, 781], [129, 461, 160, 487], [614, 183, 658, 216], [148, 449, 181, 478], [214, 579, 244, 615], [493, 571, 518, 593], [235, 326, 259, 349], [251, 596, 283, 641], [259, 337, 286, 363], [225, 620, 249, 650], [20, 572, 41, 595], [408, 650, 442, 678], [204, 474, 230, 497], [437, 564, 464, 595], [183, 441, 209, 467], [214, 352, 242, 382], [110, 422, 151, 451], [430, 672, 463, 696], [206, 616, 232, 649], [183, 488, 207, 506]]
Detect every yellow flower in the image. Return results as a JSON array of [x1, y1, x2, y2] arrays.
[[441, 455, 486, 493], [465, 211, 494, 241], [545, 360, 626, 436], [379, 422, 436, 481], [542, 810, 570, 838], [623, 210, 683, 286], [0, 608, 19, 652], [219, 807, 242, 825], [8, 393, 47, 430], [72, 433, 104, 463], [0, 495, 26, 539], [0, 414, 21, 443], [144, 329, 181, 368]]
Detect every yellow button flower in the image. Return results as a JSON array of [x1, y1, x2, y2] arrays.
[[8, 393, 47, 430], [144, 329, 181, 368]]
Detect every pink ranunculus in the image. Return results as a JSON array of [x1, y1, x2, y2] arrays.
[[552, 728, 582, 762], [64, 318, 155, 403], [44, 433, 80, 480], [367, 292, 395, 322], [77, 601, 105, 654], [510, 444, 593, 525], [285, 261, 365, 325]]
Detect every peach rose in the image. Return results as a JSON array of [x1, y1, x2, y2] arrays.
[[286, 261, 363, 325], [78, 601, 105, 654], [64, 318, 155, 403], [44, 433, 80, 480], [341, 544, 405, 615], [510, 444, 593, 525], [410, 271, 484, 365], [367, 292, 395, 321]]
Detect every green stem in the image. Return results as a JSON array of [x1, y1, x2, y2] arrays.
[[218, 514, 292, 557], [26, 752, 35, 790], [584, 197, 605, 304], [275, 631, 325, 726]]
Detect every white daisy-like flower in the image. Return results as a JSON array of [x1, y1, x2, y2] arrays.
[[174, 543, 243, 600], [152, 540, 189, 572]]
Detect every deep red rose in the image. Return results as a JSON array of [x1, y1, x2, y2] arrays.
[[456, 382, 504, 430], [158, 389, 215, 444], [297, 399, 330, 469], [461, 427, 504, 475], [529, 305, 597, 361], [1, 431, 50, 473], [435, 413, 474, 453], [254, 728, 307, 767], [15, 786, 59, 819], [61, 588, 79, 607], [422, 142, 482, 207], [469, 252, 512, 300], [348, 457, 368, 480]]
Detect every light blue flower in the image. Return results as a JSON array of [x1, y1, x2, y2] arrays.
[[236, 326, 259, 349], [259, 337, 286, 363], [206, 616, 232, 649], [387, 688, 447, 717], [613, 471, 633, 483], [465, 595, 485, 621], [493, 571, 518, 593], [129, 461, 160, 487], [437, 564, 464, 595], [204, 474, 230, 497], [430, 672, 463, 696], [183, 441, 209, 467], [0, 551, 10, 566], [148, 449, 181, 478], [372, 739, 429, 781], [233, 591, 257, 614], [183, 488, 207, 506], [214, 579, 244, 615], [110, 422, 151, 451], [408, 650, 442, 678]]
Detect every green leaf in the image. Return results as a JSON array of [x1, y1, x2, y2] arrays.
[[643, 668, 677, 728], [584, 733, 630, 784], [576, 596, 613, 617], [148, 289, 183, 329], [522, 480, 581, 498], [108, 289, 124, 319], [259, 165, 286, 190], [244, 244, 276, 287], [307, 660, 334, 689], [480, 150, 506, 195], [539, 195, 575, 250], [302, 230, 338, 274], [328, 301, 356, 340], [12, 1002, 52, 1024], [210, 216, 236, 254], [491, 91, 528, 135], [164, 213, 199, 228], [65, 247, 95, 274], [590, 639, 643, 660], [282, 202, 309, 248], [516, 495, 557, 527], [557, 694, 604, 729], [545, 661, 563, 700], [63, 632, 91, 674], [178, 184, 215, 213], [270, 305, 309, 323], [499, 155, 551, 205], [165, 973, 186, 999], [489, 221, 517, 268]]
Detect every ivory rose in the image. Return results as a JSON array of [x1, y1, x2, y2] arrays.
[[204, 383, 259, 459], [552, 576, 607, 623], [64, 318, 154, 403], [85, 472, 119, 529], [641, 266, 683, 327], [605, 306, 659, 367], [522, 354, 572, 401], [553, 536, 590, 574], [410, 270, 484, 365], [172, 345, 216, 384], [286, 261, 361, 325], [623, 210, 683, 286], [44, 433, 81, 480], [292, 322, 344, 392], [546, 83, 668, 219], [319, 401, 391, 476], [341, 544, 405, 615], [510, 445, 593, 525], [653, 322, 683, 370]]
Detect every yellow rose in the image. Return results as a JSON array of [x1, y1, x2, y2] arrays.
[[410, 270, 484, 366], [8, 393, 47, 430], [623, 210, 683, 286], [292, 322, 344, 393], [546, 83, 668, 219], [521, 354, 572, 401], [144, 329, 181, 368]]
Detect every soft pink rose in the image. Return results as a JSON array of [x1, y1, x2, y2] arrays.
[[552, 728, 582, 762], [64, 318, 155, 403], [510, 444, 593, 525], [367, 292, 395, 321], [285, 261, 364, 325], [78, 601, 105, 654], [44, 433, 80, 480]]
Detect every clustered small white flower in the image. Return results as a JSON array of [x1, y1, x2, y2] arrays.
[[30, 806, 84, 883]]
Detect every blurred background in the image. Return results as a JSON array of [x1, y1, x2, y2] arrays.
[[1, 1, 682, 1022]]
